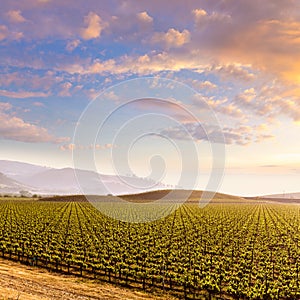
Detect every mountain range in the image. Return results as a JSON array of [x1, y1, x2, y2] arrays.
[[0, 160, 169, 196], [0, 172, 31, 194], [0, 160, 299, 199]]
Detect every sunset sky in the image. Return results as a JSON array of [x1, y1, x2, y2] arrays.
[[0, 0, 300, 196]]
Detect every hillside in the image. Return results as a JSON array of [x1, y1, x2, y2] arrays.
[[121, 189, 246, 203], [0, 172, 31, 194], [40, 189, 246, 203], [0, 160, 168, 196], [0, 160, 49, 181]]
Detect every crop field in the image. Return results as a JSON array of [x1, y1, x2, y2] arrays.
[[0, 199, 300, 299]]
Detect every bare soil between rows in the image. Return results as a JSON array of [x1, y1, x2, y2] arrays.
[[0, 258, 175, 300]]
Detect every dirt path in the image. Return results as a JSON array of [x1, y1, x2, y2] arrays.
[[0, 258, 175, 300]]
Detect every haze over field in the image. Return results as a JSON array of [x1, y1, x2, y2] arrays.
[[0, 0, 299, 196]]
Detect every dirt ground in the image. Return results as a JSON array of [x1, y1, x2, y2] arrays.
[[0, 258, 175, 300]]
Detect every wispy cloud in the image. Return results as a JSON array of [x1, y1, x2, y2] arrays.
[[161, 123, 274, 146], [0, 25, 22, 41], [210, 64, 256, 82], [59, 143, 114, 151], [0, 90, 50, 99], [66, 39, 80, 52]]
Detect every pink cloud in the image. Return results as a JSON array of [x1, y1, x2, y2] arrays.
[[152, 28, 191, 48], [0, 89, 50, 99], [0, 104, 68, 143], [0, 25, 9, 41], [6, 10, 27, 23], [0, 102, 12, 111], [58, 82, 72, 97], [80, 12, 107, 40], [60, 143, 115, 151], [32, 102, 45, 107], [137, 11, 153, 24]]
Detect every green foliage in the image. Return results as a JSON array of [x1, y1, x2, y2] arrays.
[[0, 201, 300, 298]]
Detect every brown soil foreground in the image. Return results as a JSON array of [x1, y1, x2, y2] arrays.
[[0, 258, 175, 300]]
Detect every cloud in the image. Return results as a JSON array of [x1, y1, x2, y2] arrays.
[[232, 83, 300, 122], [1, 0, 300, 129], [32, 101, 45, 107], [0, 104, 68, 143], [0, 71, 63, 93], [0, 102, 12, 111], [0, 25, 9, 41], [278, 99, 300, 122], [234, 88, 257, 108], [95, 143, 114, 150], [58, 82, 72, 97], [80, 12, 106, 40], [152, 28, 191, 48], [214, 103, 244, 119], [0, 0, 298, 88], [101, 91, 120, 102], [192, 8, 207, 19], [161, 123, 273, 146], [191, 80, 217, 91], [89, 59, 116, 74], [60, 143, 114, 151], [191, 94, 245, 119], [59, 143, 76, 151], [0, 89, 50, 99], [6, 10, 27, 23], [193, 8, 231, 25], [66, 39, 80, 52], [129, 98, 196, 123], [204, 17, 300, 84], [210, 63, 256, 82], [137, 11, 153, 24], [0, 23, 23, 41], [60, 51, 207, 76]]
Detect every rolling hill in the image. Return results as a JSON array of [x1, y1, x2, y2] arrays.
[[40, 189, 247, 203], [120, 189, 247, 203]]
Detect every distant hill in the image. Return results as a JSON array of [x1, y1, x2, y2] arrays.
[[121, 189, 247, 203], [260, 192, 300, 200], [0, 172, 31, 194], [40, 189, 246, 203], [0, 160, 168, 196], [20, 167, 167, 195], [245, 192, 300, 203], [0, 160, 49, 181]]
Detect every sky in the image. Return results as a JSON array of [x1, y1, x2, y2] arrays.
[[0, 0, 300, 196]]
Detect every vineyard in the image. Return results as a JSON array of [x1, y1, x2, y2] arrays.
[[0, 199, 300, 299]]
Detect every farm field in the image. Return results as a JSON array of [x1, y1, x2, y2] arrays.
[[0, 198, 300, 299]]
